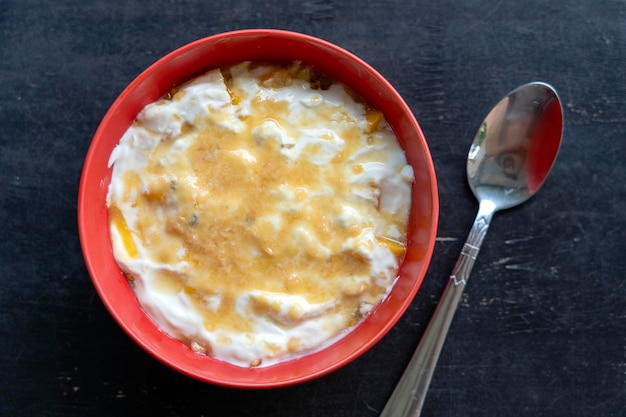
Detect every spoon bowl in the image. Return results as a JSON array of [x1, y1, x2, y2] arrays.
[[381, 82, 563, 416], [468, 82, 563, 210]]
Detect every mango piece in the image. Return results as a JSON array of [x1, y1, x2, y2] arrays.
[[376, 235, 406, 258], [109, 205, 138, 258], [365, 110, 383, 133]]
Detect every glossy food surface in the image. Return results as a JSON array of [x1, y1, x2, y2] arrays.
[[107, 62, 414, 368]]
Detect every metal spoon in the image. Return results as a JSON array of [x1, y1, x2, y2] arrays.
[[380, 82, 563, 417]]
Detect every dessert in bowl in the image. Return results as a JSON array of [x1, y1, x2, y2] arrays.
[[78, 29, 438, 388]]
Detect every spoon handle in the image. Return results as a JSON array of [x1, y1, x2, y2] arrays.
[[380, 200, 496, 417]]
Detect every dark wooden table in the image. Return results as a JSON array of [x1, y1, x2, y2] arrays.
[[2, 1, 625, 416]]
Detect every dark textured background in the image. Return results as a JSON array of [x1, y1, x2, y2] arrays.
[[1, 1, 625, 416]]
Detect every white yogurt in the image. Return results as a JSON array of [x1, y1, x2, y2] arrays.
[[107, 62, 413, 367]]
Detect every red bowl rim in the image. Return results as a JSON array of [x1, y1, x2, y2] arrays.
[[78, 29, 439, 388]]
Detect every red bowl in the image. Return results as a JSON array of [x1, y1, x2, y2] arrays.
[[78, 29, 438, 388]]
